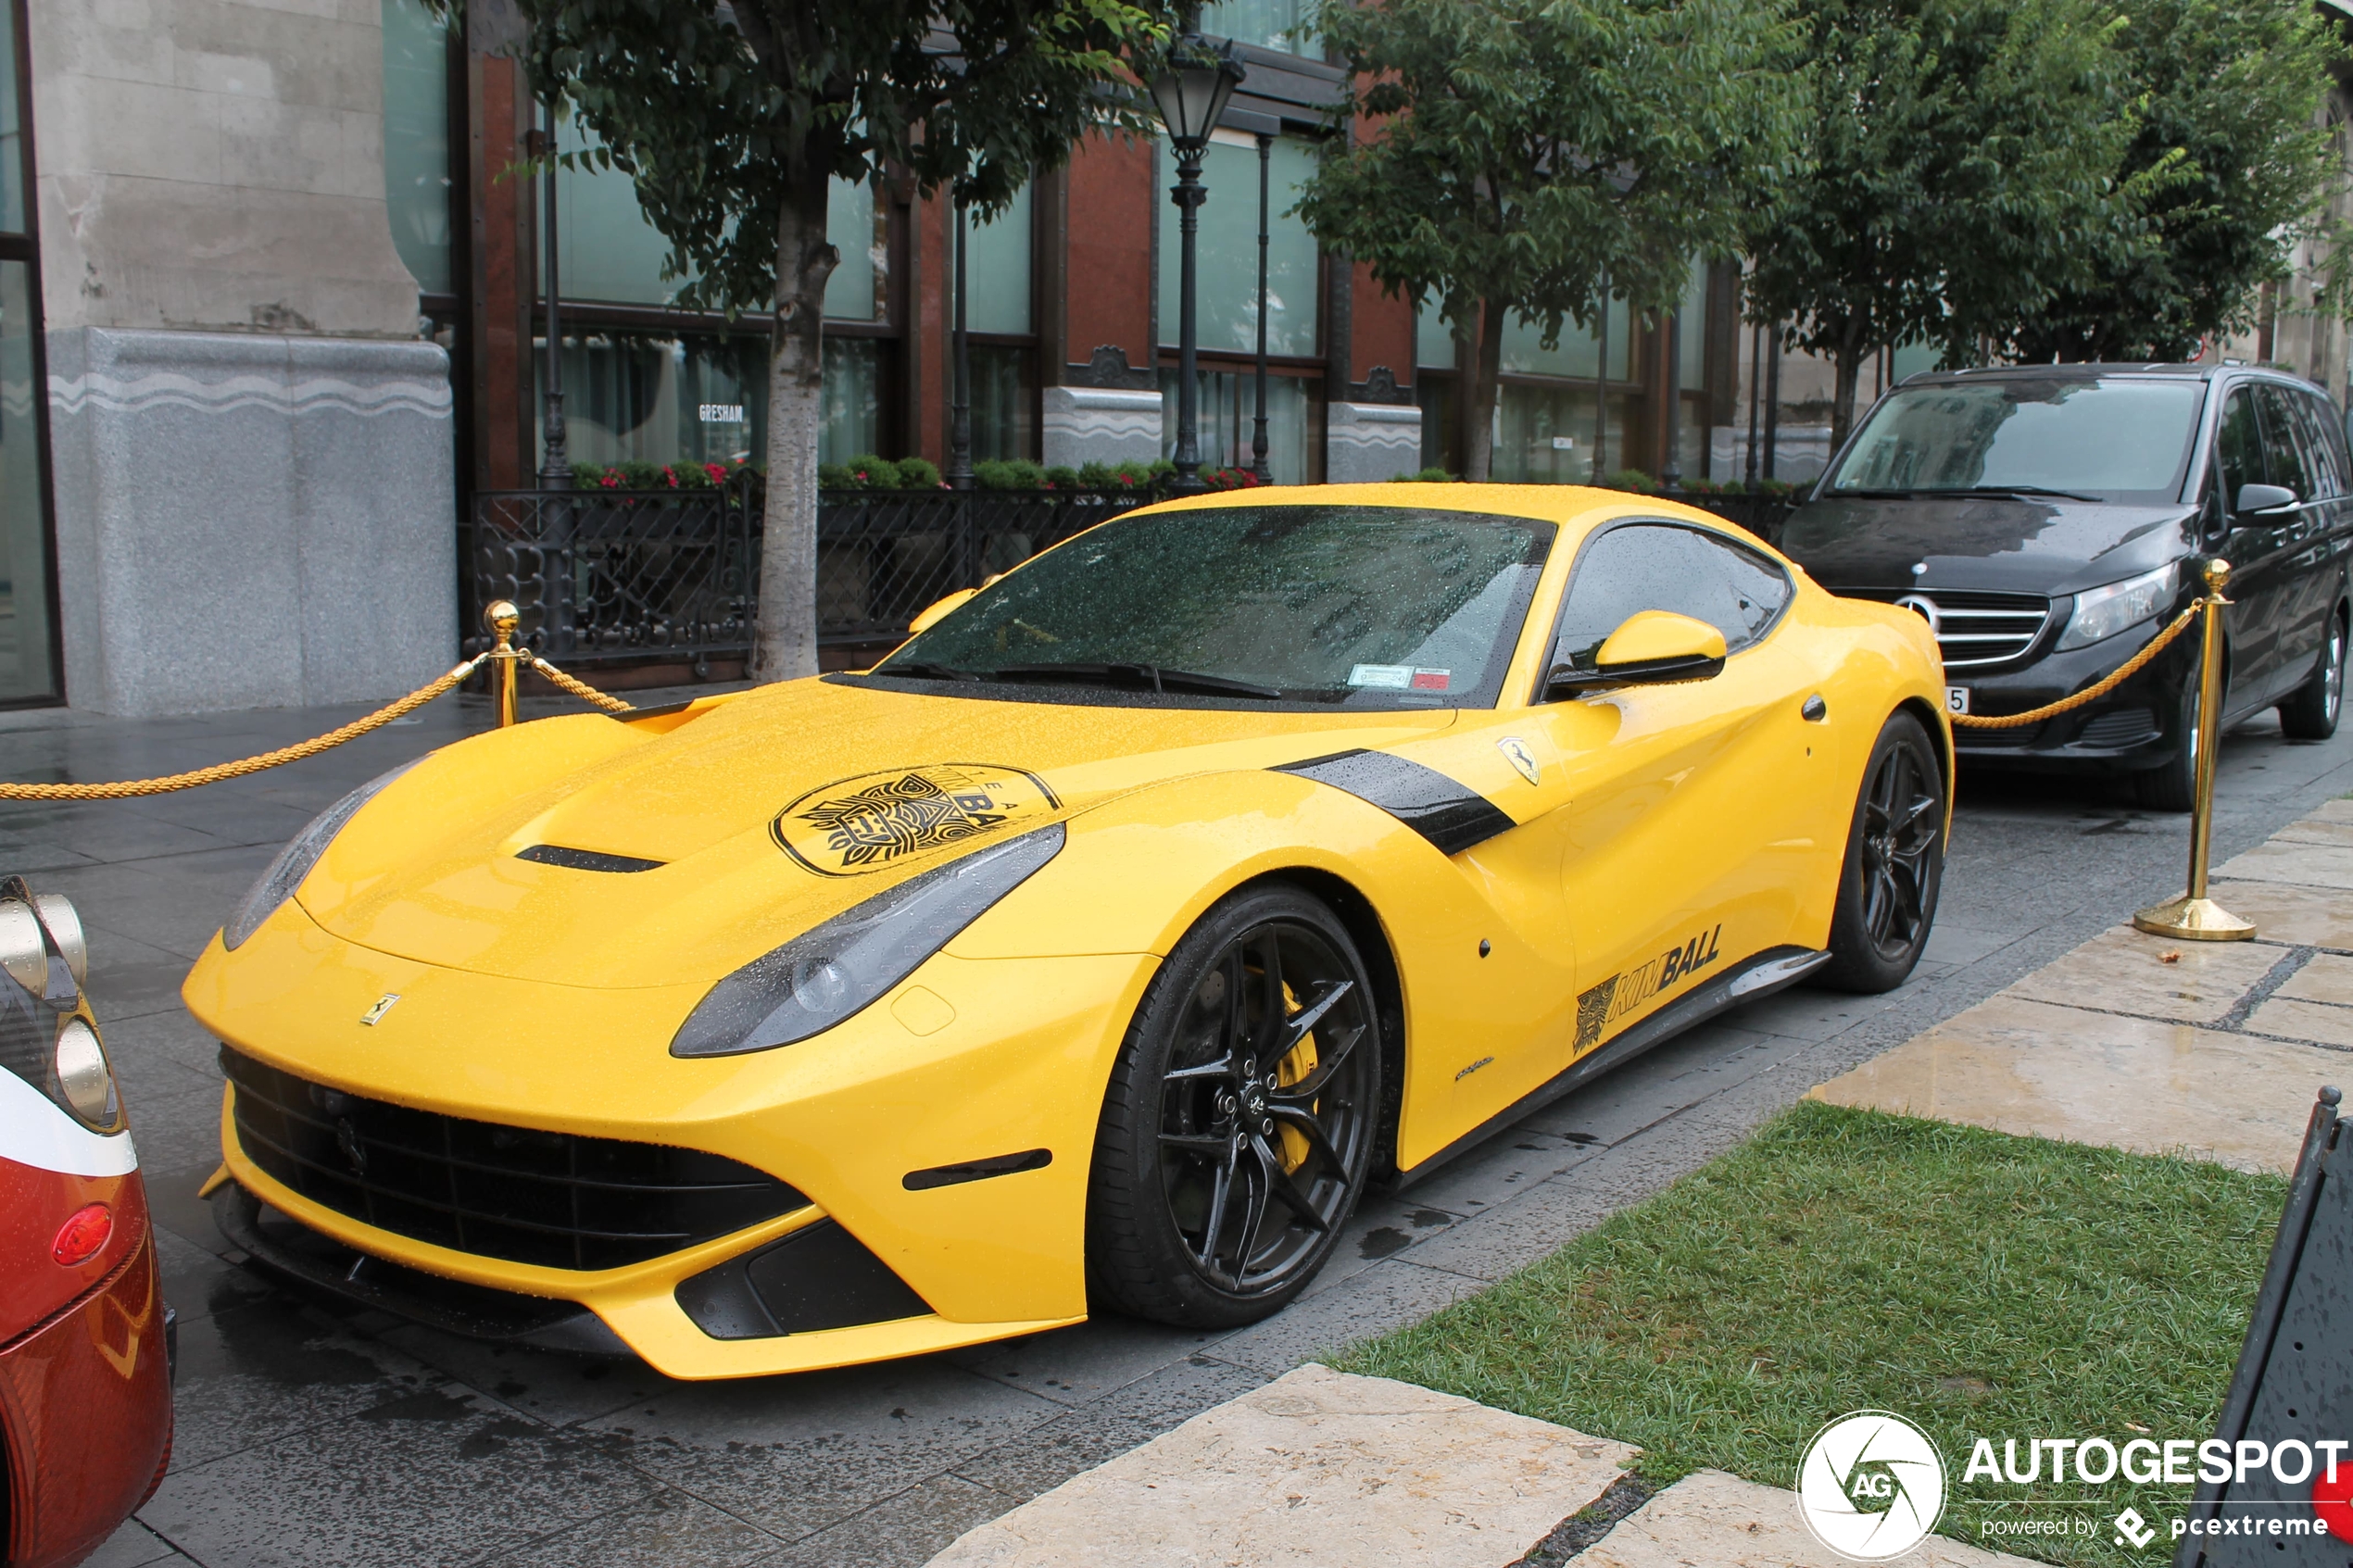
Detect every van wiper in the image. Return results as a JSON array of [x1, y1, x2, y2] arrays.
[[991, 662, 1282, 699], [870, 660, 982, 682], [1835, 483, 2103, 503]]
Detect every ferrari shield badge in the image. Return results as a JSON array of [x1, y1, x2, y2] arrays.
[[774, 764, 1062, 877], [1497, 736, 1541, 786]]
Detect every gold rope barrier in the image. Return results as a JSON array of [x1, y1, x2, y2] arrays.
[[1949, 597, 2203, 730], [0, 602, 633, 800]]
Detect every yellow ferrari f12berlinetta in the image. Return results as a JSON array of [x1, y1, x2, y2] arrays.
[[184, 483, 1949, 1378]]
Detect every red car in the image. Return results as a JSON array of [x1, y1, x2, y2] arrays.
[[0, 882, 171, 1568]]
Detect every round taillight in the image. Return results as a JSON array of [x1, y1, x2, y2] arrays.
[[52, 1202, 111, 1266]]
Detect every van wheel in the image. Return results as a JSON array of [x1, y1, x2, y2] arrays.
[[1818, 713, 1944, 994], [2279, 605, 2347, 741]]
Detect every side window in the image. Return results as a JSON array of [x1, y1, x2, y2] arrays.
[[2294, 392, 2347, 498], [1551, 522, 1793, 673], [2257, 384, 2323, 501], [2215, 387, 2265, 510]]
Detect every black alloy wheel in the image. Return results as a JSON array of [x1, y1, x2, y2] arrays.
[[2279, 604, 2347, 742], [1086, 886, 1381, 1327], [1818, 712, 1945, 994]]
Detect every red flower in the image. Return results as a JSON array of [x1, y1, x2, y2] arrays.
[[661, 466, 679, 488], [599, 474, 620, 488], [704, 462, 726, 483]]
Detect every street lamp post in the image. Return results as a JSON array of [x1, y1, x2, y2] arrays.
[[539, 94, 570, 492], [949, 200, 975, 490], [1252, 130, 1272, 483], [1150, 24, 1245, 495], [1592, 272, 1609, 481], [1660, 308, 1682, 488]]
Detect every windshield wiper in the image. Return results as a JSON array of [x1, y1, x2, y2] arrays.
[[990, 662, 1282, 699], [869, 660, 982, 682]]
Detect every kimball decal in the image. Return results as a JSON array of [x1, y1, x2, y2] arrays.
[[774, 764, 1061, 877], [1573, 923, 1723, 1051]]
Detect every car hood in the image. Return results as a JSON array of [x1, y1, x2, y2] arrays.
[[293, 675, 1458, 987], [1781, 495, 2197, 596]]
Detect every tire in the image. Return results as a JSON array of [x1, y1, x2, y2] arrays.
[[2133, 674, 2201, 811], [1085, 884, 1382, 1328], [2278, 604, 2347, 741], [1817, 713, 1946, 994]]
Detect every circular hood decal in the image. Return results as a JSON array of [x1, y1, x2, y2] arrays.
[[773, 763, 1062, 877]]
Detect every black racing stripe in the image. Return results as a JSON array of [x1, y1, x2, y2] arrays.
[[1274, 749, 1517, 855], [515, 844, 666, 873]]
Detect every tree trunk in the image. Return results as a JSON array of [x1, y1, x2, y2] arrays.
[[1830, 343, 1866, 456], [1463, 301, 1505, 482], [752, 167, 838, 684]]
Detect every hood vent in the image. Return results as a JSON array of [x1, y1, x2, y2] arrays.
[[515, 845, 665, 873]]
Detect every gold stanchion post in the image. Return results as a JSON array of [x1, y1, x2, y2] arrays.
[[2133, 558, 2255, 941], [484, 600, 521, 730]]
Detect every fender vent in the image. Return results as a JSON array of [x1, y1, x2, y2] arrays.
[[515, 845, 665, 872]]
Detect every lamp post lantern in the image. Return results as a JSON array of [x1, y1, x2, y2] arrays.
[[1150, 24, 1245, 495]]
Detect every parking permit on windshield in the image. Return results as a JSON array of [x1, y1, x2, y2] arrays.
[[1945, 686, 1970, 714], [1349, 664, 1452, 691]]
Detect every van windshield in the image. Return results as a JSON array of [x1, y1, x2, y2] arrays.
[[1827, 379, 2205, 503]]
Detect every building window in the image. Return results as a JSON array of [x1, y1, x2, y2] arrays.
[[1160, 369, 1317, 483], [821, 338, 887, 464], [1157, 133, 1320, 359], [381, 0, 450, 295], [1202, 0, 1319, 56], [954, 188, 1037, 460], [0, 0, 53, 706], [535, 330, 768, 469]]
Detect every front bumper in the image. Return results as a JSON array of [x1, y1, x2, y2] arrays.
[[185, 909, 1156, 1378], [0, 1230, 173, 1568], [1946, 614, 2195, 773]]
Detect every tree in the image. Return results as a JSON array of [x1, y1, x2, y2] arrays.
[[1296, 0, 1806, 482], [474, 0, 1166, 681], [2007, 0, 2346, 362], [1742, 0, 2129, 448]]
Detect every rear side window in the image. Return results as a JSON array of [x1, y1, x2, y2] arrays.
[[2291, 392, 2347, 498], [1550, 522, 1793, 675], [2258, 384, 2329, 502]]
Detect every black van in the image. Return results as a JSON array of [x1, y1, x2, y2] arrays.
[[1778, 363, 2352, 808]]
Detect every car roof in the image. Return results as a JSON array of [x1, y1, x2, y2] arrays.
[[1898, 361, 2321, 393]]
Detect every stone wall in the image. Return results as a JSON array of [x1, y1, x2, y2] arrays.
[[26, 0, 454, 715]]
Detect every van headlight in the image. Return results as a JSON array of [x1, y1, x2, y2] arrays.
[[223, 760, 421, 949], [2057, 562, 2178, 651], [671, 824, 1064, 1058]]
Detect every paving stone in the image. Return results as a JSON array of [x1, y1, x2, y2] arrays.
[[84, 1520, 189, 1568], [948, 1315, 1226, 1408], [165, 1298, 439, 1468], [2245, 996, 2353, 1048], [581, 1358, 1063, 1544], [1806, 995, 2339, 1173], [375, 1321, 671, 1429], [1577, 1470, 2040, 1568], [926, 1364, 1633, 1568], [2267, 817, 2353, 848], [499, 1490, 782, 1567], [2202, 880, 2353, 950], [138, 1383, 666, 1568], [2276, 952, 2353, 1005], [1205, 1260, 1488, 1377], [2211, 839, 2353, 889], [765, 1475, 1017, 1568], [2005, 922, 2284, 1023]]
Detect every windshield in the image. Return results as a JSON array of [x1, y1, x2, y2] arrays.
[[875, 505, 1555, 708], [1827, 378, 2204, 502]]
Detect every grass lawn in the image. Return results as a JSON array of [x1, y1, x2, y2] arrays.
[[1337, 1102, 2288, 1565]]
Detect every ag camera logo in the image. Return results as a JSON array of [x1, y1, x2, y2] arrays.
[[1797, 1411, 1948, 1561]]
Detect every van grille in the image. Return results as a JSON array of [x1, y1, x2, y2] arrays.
[[1842, 589, 2053, 669], [220, 1046, 808, 1271]]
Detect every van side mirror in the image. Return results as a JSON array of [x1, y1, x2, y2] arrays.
[[2234, 483, 2298, 521], [1545, 610, 1729, 699]]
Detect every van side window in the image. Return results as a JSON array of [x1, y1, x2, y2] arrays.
[[1552, 523, 1793, 674], [2292, 391, 2347, 498], [2258, 384, 2326, 502], [2216, 388, 2265, 510]]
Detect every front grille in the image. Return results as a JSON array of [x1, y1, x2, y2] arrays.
[[2079, 707, 2159, 748], [220, 1046, 808, 1271], [1842, 588, 2053, 669]]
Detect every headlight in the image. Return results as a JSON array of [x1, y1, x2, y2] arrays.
[[0, 887, 123, 1134], [2057, 562, 2178, 651], [223, 759, 421, 949], [671, 823, 1065, 1058]]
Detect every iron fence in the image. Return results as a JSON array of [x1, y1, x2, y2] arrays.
[[462, 477, 1162, 668], [459, 479, 1796, 671]]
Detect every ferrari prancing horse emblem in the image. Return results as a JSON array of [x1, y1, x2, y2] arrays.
[[359, 993, 400, 1026], [1497, 736, 1541, 786], [774, 764, 1062, 877]]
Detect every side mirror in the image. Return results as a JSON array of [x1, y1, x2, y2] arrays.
[[2234, 483, 2298, 521], [907, 587, 977, 635], [1545, 610, 1729, 699]]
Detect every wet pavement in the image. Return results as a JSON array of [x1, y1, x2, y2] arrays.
[[6, 683, 2350, 1568]]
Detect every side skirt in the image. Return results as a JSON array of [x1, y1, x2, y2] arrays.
[[1390, 945, 1831, 1191]]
